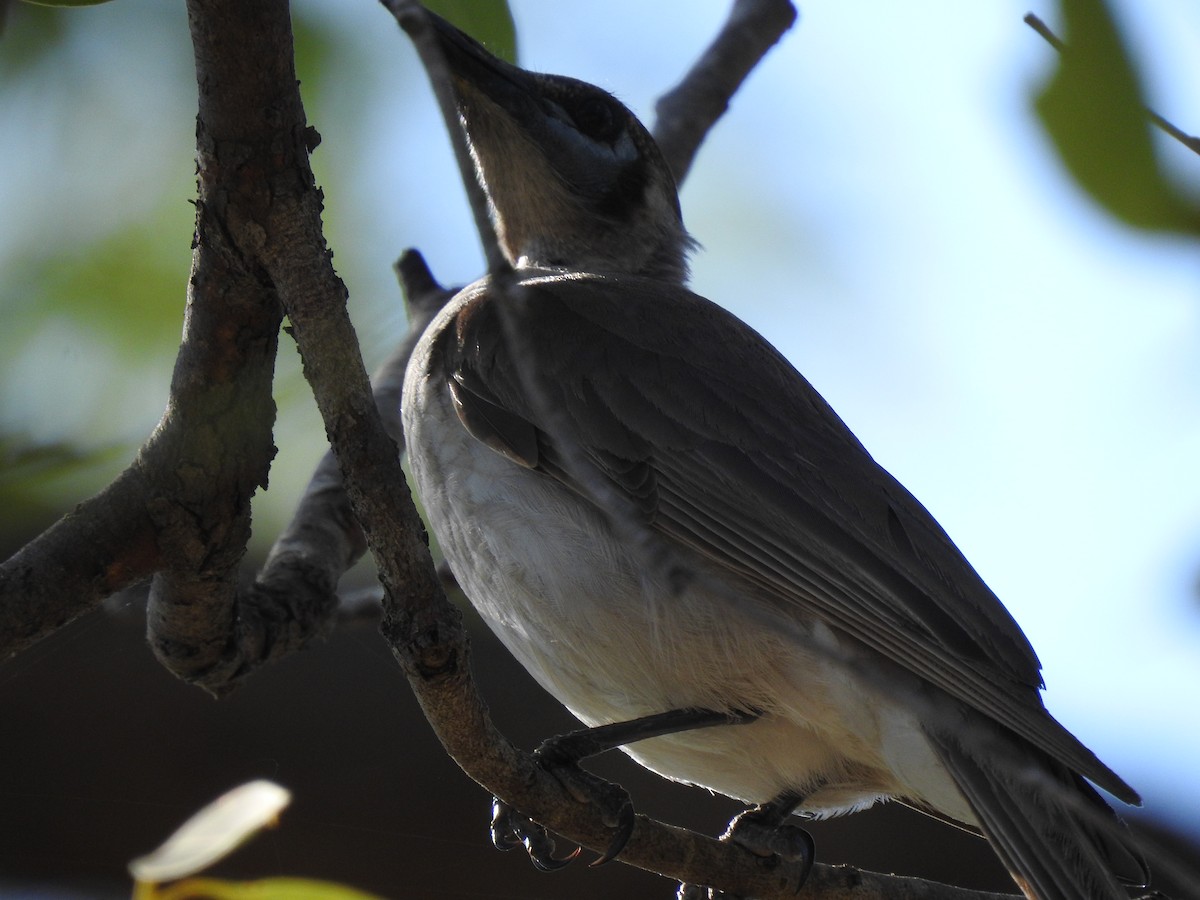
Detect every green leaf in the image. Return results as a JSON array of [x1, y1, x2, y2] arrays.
[[0, 435, 121, 493], [0, 435, 123, 543], [0, 4, 68, 77], [10, 214, 191, 352], [18, 0, 115, 7], [1033, 0, 1199, 234], [139, 877, 385, 900], [291, 8, 336, 110], [424, 0, 517, 64]]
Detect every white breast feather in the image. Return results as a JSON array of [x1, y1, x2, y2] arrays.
[[402, 325, 974, 823]]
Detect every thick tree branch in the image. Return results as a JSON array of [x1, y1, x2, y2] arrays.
[[0, 1, 451, 691], [116, 5, 454, 694], [0, 468, 158, 654], [0, 12, 285, 665], [143, 193, 283, 686], [140, 0, 333, 690], [150, 251, 449, 690]]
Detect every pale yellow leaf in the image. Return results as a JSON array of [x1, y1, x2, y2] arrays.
[[129, 781, 292, 883]]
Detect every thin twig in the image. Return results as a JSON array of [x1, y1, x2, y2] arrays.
[[1023, 12, 1064, 52], [1024, 12, 1200, 157], [254, 249, 453, 601], [1146, 109, 1200, 157], [236, 250, 455, 676]]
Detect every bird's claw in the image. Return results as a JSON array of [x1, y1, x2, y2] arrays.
[[491, 796, 581, 870], [489, 796, 524, 852], [486, 748, 636, 871], [532, 741, 636, 865], [588, 790, 635, 866], [724, 805, 815, 875], [676, 802, 814, 899]]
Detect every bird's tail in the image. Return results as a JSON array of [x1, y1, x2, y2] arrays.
[[928, 728, 1148, 900]]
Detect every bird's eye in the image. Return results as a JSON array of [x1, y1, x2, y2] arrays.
[[570, 97, 619, 142]]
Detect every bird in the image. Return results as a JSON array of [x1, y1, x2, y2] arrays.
[[400, 10, 1149, 900]]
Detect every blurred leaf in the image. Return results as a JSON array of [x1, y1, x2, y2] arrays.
[[0, 434, 123, 538], [0, 1, 66, 76], [0, 210, 188, 522], [128, 782, 381, 900], [9, 212, 191, 352], [291, 7, 336, 110], [139, 877, 385, 900], [1034, 0, 1200, 234], [18, 0, 113, 6], [129, 781, 292, 883], [425, 0, 517, 63], [0, 434, 120, 486]]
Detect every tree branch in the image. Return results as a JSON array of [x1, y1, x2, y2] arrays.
[[0, 467, 158, 654], [653, 0, 797, 183], [248, 250, 453, 633], [0, 8, 285, 666], [0, 3, 454, 694]]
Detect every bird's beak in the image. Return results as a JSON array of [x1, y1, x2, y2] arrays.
[[408, 6, 690, 280], [414, 9, 607, 269], [423, 11, 544, 141]]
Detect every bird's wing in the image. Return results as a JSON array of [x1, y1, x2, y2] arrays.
[[435, 271, 1137, 805]]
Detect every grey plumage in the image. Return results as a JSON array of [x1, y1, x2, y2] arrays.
[[402, 12, 1147, 899]]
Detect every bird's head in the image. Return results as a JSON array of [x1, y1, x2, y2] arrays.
[[427, 13, 693, 283]]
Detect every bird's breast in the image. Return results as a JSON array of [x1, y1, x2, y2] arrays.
[[401, 315, 965, 817]]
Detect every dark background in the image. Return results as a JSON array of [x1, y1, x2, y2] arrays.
[[1, 576, 1194, 900]]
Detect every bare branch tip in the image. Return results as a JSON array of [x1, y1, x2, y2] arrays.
[[395, 248, 438, 290], [780, 0, 800, 29], [395, 249, 454, 317], [1024, 12, 1065, 53]]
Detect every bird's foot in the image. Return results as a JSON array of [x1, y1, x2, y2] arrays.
[[534, 736, 637, 865], [489, 742, 635, 871], [490, 795, 581, 871], [489, 709, 758, 873], [722, 803, 815, 872], [677, 795, 814, 899]]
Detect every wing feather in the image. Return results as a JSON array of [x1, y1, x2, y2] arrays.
[[438, 271, 1138, 804]]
